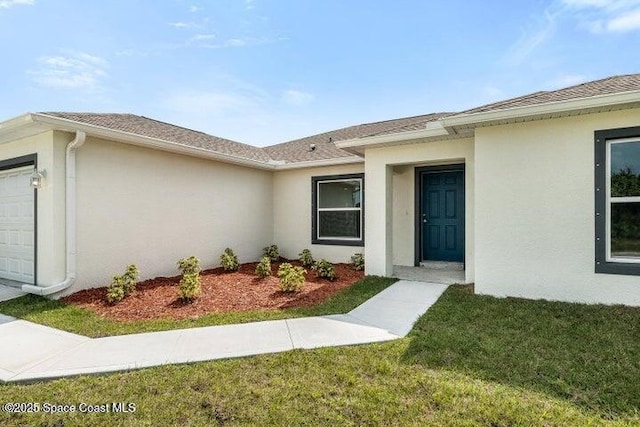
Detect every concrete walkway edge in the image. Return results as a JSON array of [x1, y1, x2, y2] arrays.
[[0, 280, 447, 383]]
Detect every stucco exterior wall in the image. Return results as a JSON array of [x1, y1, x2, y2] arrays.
[[475, 108, 640, 305], [72, 137, 274, 291], [364, 138, 475, 282], [273, 163, 364, 262], [0, 130, 67, 287]]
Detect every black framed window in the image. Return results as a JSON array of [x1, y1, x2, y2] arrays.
[[311, 173, 364, 246], [595, 126, 640, 275]]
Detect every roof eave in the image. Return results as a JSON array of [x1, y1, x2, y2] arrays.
[[441, 89, 640, 129], [30, 113, 276, 171], [273, 156, 363, 170], [335, 123, 450, 153]]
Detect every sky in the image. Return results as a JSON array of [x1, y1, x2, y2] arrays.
[[1, 0, 639, 147]]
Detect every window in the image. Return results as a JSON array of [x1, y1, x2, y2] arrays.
[[311, 173, 364, 246], [595, 126, 640, 275]]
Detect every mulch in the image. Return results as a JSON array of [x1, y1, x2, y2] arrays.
[[62, 260, 364, 321]]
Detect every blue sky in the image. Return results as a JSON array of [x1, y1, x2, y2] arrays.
[[1, 0, 639, 146]]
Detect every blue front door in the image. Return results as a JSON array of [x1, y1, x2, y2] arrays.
[[420, 169, 464, 262]]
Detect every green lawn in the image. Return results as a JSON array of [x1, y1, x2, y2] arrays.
[[0, 276, 396, 337], [1, 285, 639, 426]]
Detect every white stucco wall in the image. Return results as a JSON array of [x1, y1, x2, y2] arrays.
[[364, 138, 475, 282], [72, 137, 274, 291], [475, 108, 640, 305], [273, 163, 364, 263]]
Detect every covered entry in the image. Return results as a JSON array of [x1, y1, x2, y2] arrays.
[[415, 165, 465, 264], [0, 155, 36, 285]]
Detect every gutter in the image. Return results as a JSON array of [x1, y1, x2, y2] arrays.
[[440, 89, 640, 128], [22, 131, 87, 296]]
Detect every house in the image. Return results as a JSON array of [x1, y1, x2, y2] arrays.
[[0, 73, 639, 306]]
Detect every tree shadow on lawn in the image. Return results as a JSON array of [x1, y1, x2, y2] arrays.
[[400, 285, 640, 417]]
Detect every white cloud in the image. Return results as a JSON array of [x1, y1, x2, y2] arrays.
[[191, 33, 216, 42], [0, 0, 33, 9], [169, 21, 201, 30], [188, 5, 202, 13], [281, 90, 315, 106], [502, 8, 560, 66], [607, 8, 640, 30], [29, 51, 108, 91], [561, 0, 640, 32]]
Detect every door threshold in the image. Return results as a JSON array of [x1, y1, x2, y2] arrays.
[[419, 261, 464, 271]]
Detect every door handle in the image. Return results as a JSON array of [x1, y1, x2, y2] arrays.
[[422, 214, 428, 223]]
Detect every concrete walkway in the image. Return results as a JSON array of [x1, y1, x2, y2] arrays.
[[0, 280, 447, 383]]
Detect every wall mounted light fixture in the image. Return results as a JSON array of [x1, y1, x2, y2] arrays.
[[29, 169, 46, 189]]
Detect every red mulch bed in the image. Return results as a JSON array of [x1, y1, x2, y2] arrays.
[[62, 261, 364, 321]]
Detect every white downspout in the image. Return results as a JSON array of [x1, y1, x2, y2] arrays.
[[22, 131, 86, 296]]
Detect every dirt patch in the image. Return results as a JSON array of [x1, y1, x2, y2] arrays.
[[62, 261, 364, 321]]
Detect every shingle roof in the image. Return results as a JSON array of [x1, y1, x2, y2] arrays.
[[39, 112, 272, 163], [461, 73, 640, 114], [35, 73, 640, 165], [263, 113, 448, 163]]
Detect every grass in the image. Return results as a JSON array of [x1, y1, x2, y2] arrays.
[[0, 276, 396, 337], [1, 285, 639, 426]]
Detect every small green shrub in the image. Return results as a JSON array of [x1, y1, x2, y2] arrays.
[[122, 264, 140, 294], [351, 253, 365, 271], [177, 256, 201, 302], [177, 256, 201, 275], [263, 244, 280, 262], [105, 264, 140, 304], [277, 262, 306, 292], [312, 259, 337, 281], [298, 248, 314, 267], [255, 256, 272, 278], [220, 248, 239, 272], [106, 276, 126, 304], [178, 273, 201, 301]]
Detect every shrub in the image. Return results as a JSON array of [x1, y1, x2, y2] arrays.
[[106, 276, 126, 304], [220, 248, 239, 272], [298, 248, 314, 267], [178, 273, 201, 301], [105, 264, 140, 304], [122, 264, 140, 294], [263, 244, 280, 262], [255, 256, 272, 278], [351, 253, 365, 271], [277, 262, 306, 292], [177, 256, 201, 275], [177, 256, 201, 302], [312, 259, 337, 281]]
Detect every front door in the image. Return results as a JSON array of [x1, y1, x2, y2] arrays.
[[420, 169, 464, 262]]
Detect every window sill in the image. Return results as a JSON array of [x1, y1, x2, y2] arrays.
[[312, 239, 364, 247], [595, 261, 640, 275]]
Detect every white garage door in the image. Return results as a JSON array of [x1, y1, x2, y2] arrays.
[[0, 166, 35, 284]]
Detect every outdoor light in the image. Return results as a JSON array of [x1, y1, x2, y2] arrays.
[[29, 169, 46, 189]]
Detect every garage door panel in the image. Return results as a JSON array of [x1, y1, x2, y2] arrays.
[[0, 166, 35, 284]]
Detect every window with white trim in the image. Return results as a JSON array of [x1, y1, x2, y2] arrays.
[[311, 174, 364, 246], [595, 126, 640, 275]]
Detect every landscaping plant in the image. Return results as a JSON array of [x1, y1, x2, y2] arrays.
[[351, 253, 365, 271], [105, 264, 140, 304], [177, 256, 201, 301], [298, 248, 314, 267], [255, 256, 272, 278], [263, 244, 280, 262], [220, 247, 239, 272], [277, 262, 306, 292], [312, 259, 337, 281]]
